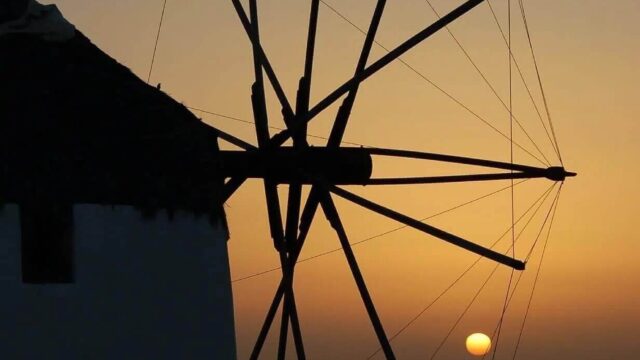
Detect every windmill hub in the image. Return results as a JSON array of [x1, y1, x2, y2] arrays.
[[217, 147, 373, 185], [545, 166, 577, 181]]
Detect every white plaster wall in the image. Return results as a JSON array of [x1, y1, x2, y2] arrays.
[[0, 204, 236, 359]]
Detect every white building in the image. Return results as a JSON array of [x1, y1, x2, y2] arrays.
[[0, 2, 236, 358]]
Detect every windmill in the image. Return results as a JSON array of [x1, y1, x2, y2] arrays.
[[212, 0, 576, 358], [0, 0, 577, 358]]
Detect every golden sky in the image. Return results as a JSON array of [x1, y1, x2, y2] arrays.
[[46, 0, 639, 358]]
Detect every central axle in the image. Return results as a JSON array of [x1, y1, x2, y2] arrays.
[[217, 147, 373, 185], [216, 147, 576, 185]]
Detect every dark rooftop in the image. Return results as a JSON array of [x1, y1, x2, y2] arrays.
[[0, 30, 225, 222]]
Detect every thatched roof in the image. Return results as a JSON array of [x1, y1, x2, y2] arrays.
[[0, 29, 225, 222]]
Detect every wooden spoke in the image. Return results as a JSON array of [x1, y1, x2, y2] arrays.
[[327, 0, 387, 148], [215, 128, 256, 151], [230, 0, 296, 128], [293, 0, 320, 142], [327, 185, 526, 270], [366, 147, 543, 172], [249, 187, 321, 359], [283, 182, 306, 358], [249, 0, 270, 147], [366, 172, 551, 185], [221, 177, 246, 203], [319, 191, 396, 359], [261, 181, 304, 359], [270, 0, 488, 147]]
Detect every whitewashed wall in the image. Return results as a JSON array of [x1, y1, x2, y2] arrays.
[[0, 204, 236, 359]]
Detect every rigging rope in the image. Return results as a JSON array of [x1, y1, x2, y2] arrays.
[[188, 106, 366, 147], [492, 259, 513, 360], [232, 179, 530, 283], [430, 263, 501, 359], [319, 0, 547, 166], [524, 184, 561, 262], [147, 0, 168, 83], [512, 184, 563, 359], [517, 0, 564, 165], [492, 2, 515, 356], [366, 182, 557, 359], [425, 184, 559, 360], [422, 0, 551, 167], [142, 0, 559, 169], [482, 185, 562, 360], [143, 1, 553, 167], [144, 4, 566, 356], [136, 5, 569, 358], [485, 0, 561, 163], [509, 0, 516, 260]]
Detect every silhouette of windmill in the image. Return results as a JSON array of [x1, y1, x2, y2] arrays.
[[216, 1, 576, 358], [0, 0, 577, 358]]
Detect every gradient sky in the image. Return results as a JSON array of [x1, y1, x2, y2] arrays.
[[44, 0, 639, 358]]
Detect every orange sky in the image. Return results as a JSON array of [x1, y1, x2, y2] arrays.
[[46, 0, 639, 358]]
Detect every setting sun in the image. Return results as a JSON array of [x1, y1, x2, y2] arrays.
[[466, 333, 492, 356]]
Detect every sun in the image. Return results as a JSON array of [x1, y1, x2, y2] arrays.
[[466, 333, 491, 356]]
